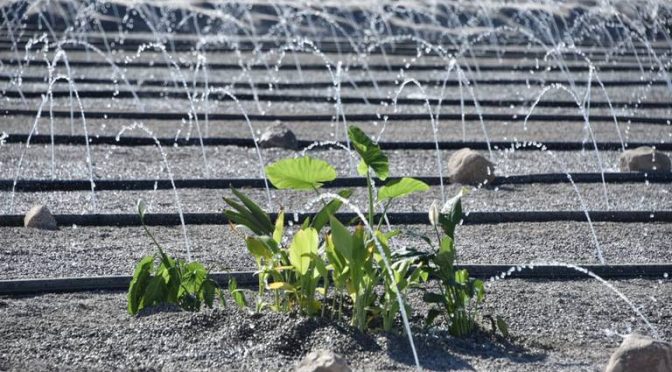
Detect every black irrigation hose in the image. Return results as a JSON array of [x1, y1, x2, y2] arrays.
[[6, 134, 672, 151], [5, 89, 672, 109], [1, 264, 670, 295], [1, 57, 664, 73], [3, 74, 670, 88], [3, 109, 671, 125], [1, 39, 667, 60], [2, 173, 672, 192], [1, 211, 671, 227]]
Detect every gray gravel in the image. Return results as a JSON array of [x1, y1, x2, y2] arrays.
[[1, 145, 666, 180], [4, 182, 672, 215], [1, 278, 670, 371], [2, 221, 670, 279]]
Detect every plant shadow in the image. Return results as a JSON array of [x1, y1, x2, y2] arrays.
[[383, 328, 546, 371]]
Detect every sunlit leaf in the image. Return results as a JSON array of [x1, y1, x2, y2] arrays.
[[265, 156, 337, 190], [348, 126, 388, 180], [378, 177, 429, 202]]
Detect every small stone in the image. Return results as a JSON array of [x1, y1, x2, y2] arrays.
[[259, 123, 298, 150], [447, 148, 495, 185], [23, 205, 58, 230], [605, 333, 672, 372], [295, 350, 351, 372], [619, 147, 671, 172]]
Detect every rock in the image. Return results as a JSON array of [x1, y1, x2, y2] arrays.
[[259, 123, 298, 150], [605, 333, 672, 372], [24, 205, 58, 230], [447, 148, 495, 185], [295, 350, 351, 372], [619, 146, 671, 172]]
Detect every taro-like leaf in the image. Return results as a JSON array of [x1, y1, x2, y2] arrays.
[[128, 255, 154, 315], [378, 178, 429, 202], [348, 126, 388, 180], [288, 227, 319, 275], [265, 156, 337, 190]]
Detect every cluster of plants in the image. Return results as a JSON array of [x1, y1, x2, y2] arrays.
[[128, 125, 507, 337]]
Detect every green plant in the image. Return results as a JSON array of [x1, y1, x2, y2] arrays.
[[223, 125, 430, 331], [127, 201, 225, 315], [413, 191, 508, 337]]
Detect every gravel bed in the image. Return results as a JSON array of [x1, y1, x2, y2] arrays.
[[3, 115, 670, 144], [2, 221, 671, 279], [4, 182, 672, 215], [5, 96, 672, 120], [1, 145, 665, 180], [1, 278, 670, 370]]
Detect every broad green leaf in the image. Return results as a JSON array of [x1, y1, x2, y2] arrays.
[[311, 189, 353, 232], [246, 236, 273, 260], [435, 236, 455, 272], [439, 190, 464, 238], [142, 275, 169, 309], [127, 255, 154, 315], [378, 178, 429, 202], [265, 156, 337, 190], [348, 126, 388, 180], [329, 215, 353, 262], [199, 279, 217, 308], [181, 261, 207, 294], [273, 210, 284, 244], [288, 227, 319, 275]]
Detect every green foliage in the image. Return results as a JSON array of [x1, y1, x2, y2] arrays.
[[127, 201, 224, 315], [348, 126, 389, 180], [418, 191, 508, 337], [265, 156, 337, 190], [221, 125, 509, 339], [378, 177, 430, 202]]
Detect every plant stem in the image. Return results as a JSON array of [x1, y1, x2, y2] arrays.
[[366, 170, 374, 228]]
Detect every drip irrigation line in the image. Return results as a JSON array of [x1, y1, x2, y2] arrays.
[[2, 38, 668, 59], [2, 173, 672, 193], [3, 108, 671, 125], [0, 74, 667, 89], [3, 74, 671, 88], [5, 134, 672, 151], [1, 211, 670, 227], [1, 264, 670, 295], [1, 57, 664, 73], [4, 89, 672, 109]]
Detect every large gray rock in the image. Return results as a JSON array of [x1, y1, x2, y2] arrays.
[[295, 350, 351, 372], [259, 123, 298, 150], [24, 205, 58, 230], [447, 148, 495, 185], [619, 147, 671, 173], [605, 333, 672, 372]]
